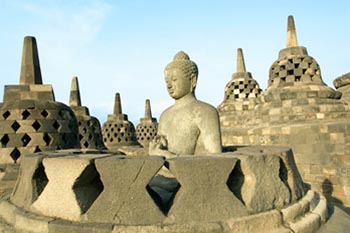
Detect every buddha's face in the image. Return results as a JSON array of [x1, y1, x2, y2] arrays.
[[165, 68, 192, 100]]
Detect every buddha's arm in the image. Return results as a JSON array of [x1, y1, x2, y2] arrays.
[[198, 108, 222, 153]]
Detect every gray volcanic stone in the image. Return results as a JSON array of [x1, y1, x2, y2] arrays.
[[31, 154, 108, 221], [85, 156, 165, 225], [166, 156, 247, 223], [10, 153, 47, 210]]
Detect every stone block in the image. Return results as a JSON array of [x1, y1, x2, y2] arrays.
[[288, 212, 321, 233], [14, 208, 53, 233], [31, 154, 110, 221], [0, 200, 17, 225], [166, 156, 247, 223], [85, 156, 165, 225], [224, 209, 290, 233], [49, 219, 113, 233], [233, 152, 291, 213], [10, 153, 47, 210]]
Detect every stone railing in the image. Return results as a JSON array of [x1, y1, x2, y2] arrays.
[[0, 147, 328, 232]]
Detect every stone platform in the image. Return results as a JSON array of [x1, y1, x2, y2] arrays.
[[0, 147, 342, 232]]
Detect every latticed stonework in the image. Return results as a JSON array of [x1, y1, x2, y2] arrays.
[[136, 99, 158, 147], [0, 101, 79, 163], [102, 93, 139, 150], [0, 36, 79, 164], [77, 115, 104, 149], [102, 121, 137, 148], [218, 49, 262, 127], [224, 75, 261, 101], [136, 123, 157, 147], [219, 16, 350, 211], [69, 77, 105, 150], [269, 53, 322, 87]]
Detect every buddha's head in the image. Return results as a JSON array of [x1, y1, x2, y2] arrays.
[[164, 51, 198, 100]]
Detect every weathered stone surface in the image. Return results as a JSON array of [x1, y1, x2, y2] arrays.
[[234, 146, 305, 203], [10, 153, 47, 210], [223, 209, 290, 233], [69, 77, 105, 150], [85, 156, 165, 225], [136, 99, 158, 147], [31, 154, 109, 221], [166, 156, 247, 223], [14, 209, 53, 233], [149, 51, 222, 158], [19, 36, 42, 85], [240, 154, 290, 212], [102, 93, 139, 150], [218, 15, 350, 212], [0, 36, 80, 165], [49, 220, 113, 233]]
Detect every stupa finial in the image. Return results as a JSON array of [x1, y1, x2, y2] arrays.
[[20, 36, 43, 85], [236, 48, 246, 73], [114, 93, 122, 115], [144, 99, 152, 119], [69, 76, 82, 107], [286, 15, 298, 47]]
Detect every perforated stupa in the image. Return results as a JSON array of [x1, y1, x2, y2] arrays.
[[136, 99, 158, 147], [69, 76, 105, 149], [101, 93, 138, 150], [0, 36, 79, 164]]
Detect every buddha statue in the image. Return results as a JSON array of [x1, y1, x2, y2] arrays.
[[149, 51, 222, 157]]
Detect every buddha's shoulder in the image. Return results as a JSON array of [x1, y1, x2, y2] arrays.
[[194, 100, 218, 113]]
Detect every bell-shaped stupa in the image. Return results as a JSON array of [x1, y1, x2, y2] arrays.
[[0, 36, 79, 164], [136, 99, 158, 147], [69, 77, 105, 149], [218, 48, 262, 128], [101, 93, 138, 150]]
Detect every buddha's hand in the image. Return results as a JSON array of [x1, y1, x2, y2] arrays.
[[149, 135, 169, 156]]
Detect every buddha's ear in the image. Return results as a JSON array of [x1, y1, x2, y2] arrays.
[[190, 73, 197, 92]]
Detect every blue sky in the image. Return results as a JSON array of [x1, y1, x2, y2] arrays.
[[1, 0, 350, 124]]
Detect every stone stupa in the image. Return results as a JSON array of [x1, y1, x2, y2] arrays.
[[69, 76, 105, 149], [0, 36, 79, 165], [218, 48, 262, 130], [219, 15, 350, 212], [101, 93, 138, 150], [136, 99, 158, 147]]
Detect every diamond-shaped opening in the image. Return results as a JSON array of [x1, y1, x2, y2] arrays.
[[83, 141, 89, 148], [79, 134, 83, 140], [10, 148, 21, 163], [72, 163, 104, 213], [226, 160, 245, 206], [43, 133, 52, 146], [21, 134, 31, 146], [21, 110, 31, 120], [3, 110, 11, 119], [88, 134, 93, 140], [32, 162, 48, 201], [41, 110, 49, 118], [147, 164, 181, 215], [0, 134, 9, 147], [53, 121, 60, 130], [11, 121, 21, 132], [32, 120, 41, 131]]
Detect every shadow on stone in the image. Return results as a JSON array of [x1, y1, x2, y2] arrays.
[[226, 160, 245, 206], [147, 165, 181, 215], [72, 163, 104, 214], [32, 162, 48, 202]]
